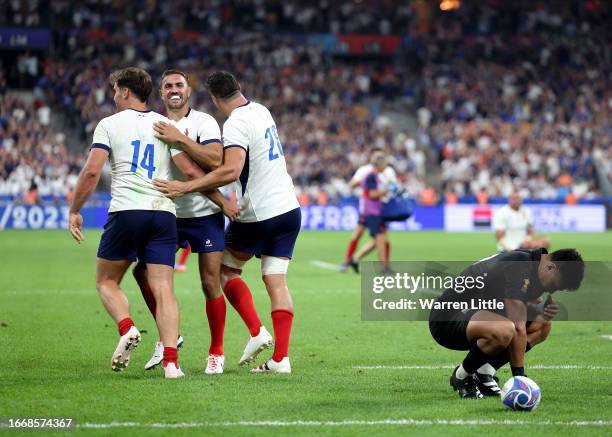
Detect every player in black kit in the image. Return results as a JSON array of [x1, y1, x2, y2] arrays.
[[428, 248, 584, 399]]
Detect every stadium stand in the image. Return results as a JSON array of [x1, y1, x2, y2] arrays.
[[1, 0, 609, 205]]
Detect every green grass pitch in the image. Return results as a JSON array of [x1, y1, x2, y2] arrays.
[[0, 230, 611, 436]]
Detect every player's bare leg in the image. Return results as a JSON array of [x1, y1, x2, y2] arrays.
[[145, 263, 183, 378], [447, 311, 516, 398], [96, 258, 132, 322], [133, 261, 184, 370], [220, 249, 271, 366], [263, 273, 293, 311], [342, 224, 365, 272], [375, 232, 390, 270], [474, 318, 552, 395], [133, 262, 157, 319], [252, 269, 293, 374], [199, 251, 226, 374], [466, 311, 515, 354], [353, 239, 376, 263], [526, 320, 551, 346], [95, 258, 141, 372]]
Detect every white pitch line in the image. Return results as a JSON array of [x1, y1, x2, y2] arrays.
[[353, 365, 612, 370], [601, 335, 612, 340], [77, 419, 612, 429], [310, 260, 341, 271]]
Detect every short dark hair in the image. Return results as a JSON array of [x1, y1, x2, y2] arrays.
[[368, 147, 384, 158], [550, 248, 585, 291], [205, 71, 241, 99], [109, 67, 153, 103], [160, 69, 189, 88]]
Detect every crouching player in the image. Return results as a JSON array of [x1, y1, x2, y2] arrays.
[[428, 248, 584, 398], [155, 71, 301, 373]]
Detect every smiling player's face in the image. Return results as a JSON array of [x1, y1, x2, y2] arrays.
[[161, 74, 191, 110]]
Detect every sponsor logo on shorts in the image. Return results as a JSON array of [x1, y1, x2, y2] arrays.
[[205, 239, 213, 248]]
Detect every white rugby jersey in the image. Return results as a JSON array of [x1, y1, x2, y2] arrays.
[[222, 101, 299, 222], [351, 164, 397, 186], [91, 109, 175, 214], [493, 205, 533, 251], [168, 108, 223, 218], [351, 164, 397, 204]]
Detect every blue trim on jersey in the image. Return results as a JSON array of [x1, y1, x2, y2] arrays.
[[239, 149, 249, 195], [91, 143, 111, 152], [200, 138, 221, 145], [223, 144, 247, 150], [128, 108, 152, 113], [237, 100, 251, 108]]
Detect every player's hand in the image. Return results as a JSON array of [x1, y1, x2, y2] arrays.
[[153, 121, 184, 144], [222, 199, 240, 221], [543, 297, 559, 320], [68, 212, 84, 243], [153, 178, 187, 198]]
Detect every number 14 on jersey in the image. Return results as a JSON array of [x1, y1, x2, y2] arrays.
[[130, 140, 156, 179]]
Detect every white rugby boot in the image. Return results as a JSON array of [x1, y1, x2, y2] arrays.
[[238, 326, 273, 366], [205, 354, 225, 375], [163, 362, 185, 379], [111, 326, 141, 372], [144, 335, 184, 370], [251, 357, 291, 374]]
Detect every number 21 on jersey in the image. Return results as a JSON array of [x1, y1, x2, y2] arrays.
[[266, 125, 284, 161], [130, 140, 156, 179]]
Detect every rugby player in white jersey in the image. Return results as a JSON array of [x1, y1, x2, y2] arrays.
[[154, 71, 301, 373], [68, 67, 187, 378], [493, 192, 550, 252], [134, 69, 264, 375], [341, 148, 397, 272]]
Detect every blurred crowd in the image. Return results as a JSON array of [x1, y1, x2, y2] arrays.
[[1, 0, 609, 204], [2, 0, 412, 35], [0, 89, 82, 201], [416, 1, 610, 202]]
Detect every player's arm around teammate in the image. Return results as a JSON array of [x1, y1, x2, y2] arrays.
[[161, 147, 294, 373], [69, 67, 183, 378], [171, 152, 240, 220], [156, 145, 283, 371], [152, 72, 222, 172], [155, 71, 302, 373], [153, 120, 222, 171], [133, 69, 243, 375]]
